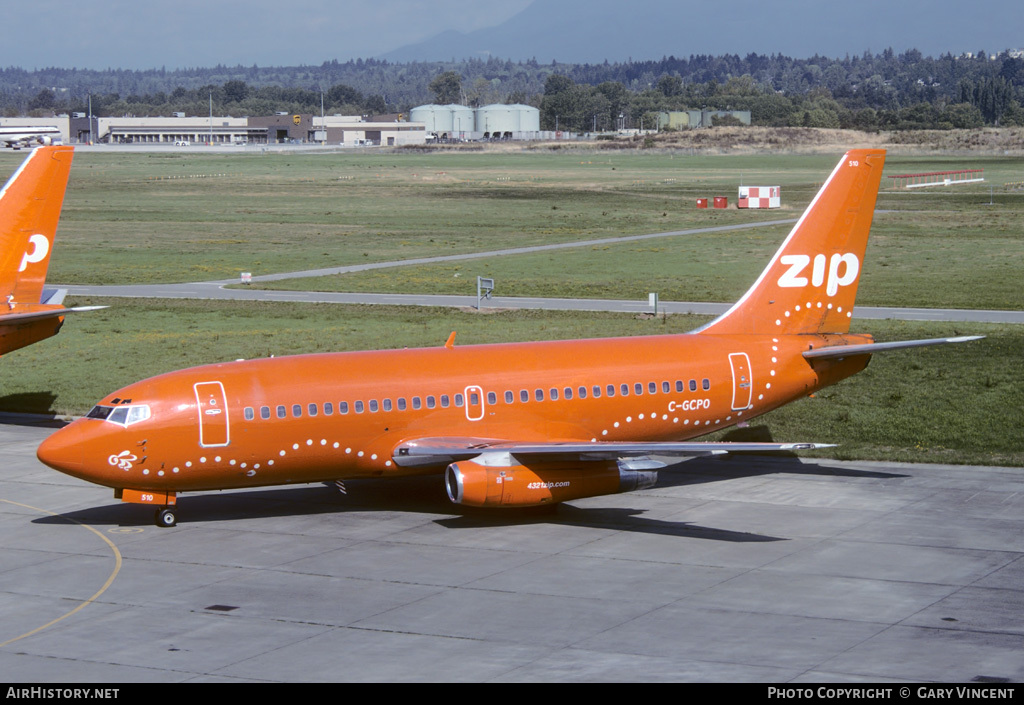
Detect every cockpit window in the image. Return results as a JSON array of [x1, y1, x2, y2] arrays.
[[126, 406, 151, 425], [87, 404, 151, 427]]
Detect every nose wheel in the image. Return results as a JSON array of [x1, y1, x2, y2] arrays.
[[155, 507, 177, 528]]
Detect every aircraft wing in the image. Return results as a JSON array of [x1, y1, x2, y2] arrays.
[[392, 437, 833, 468], [803, 335, 983, 360]]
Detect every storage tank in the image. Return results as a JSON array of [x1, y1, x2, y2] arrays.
[[446, 104, 475, 139], [508, 104, 540, 133], [475, 104, 520, 138], [409, 104, 453, 134]]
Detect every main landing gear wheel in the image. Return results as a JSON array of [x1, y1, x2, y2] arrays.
[[155, 507, 177, 528]]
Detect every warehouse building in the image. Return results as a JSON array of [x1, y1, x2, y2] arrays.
[[657, 110, 752, 129], [38, 114, 428, 146]]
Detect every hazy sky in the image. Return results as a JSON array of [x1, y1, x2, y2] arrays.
[[6, 0, 1017, 70], [6, 0, 533, 70]]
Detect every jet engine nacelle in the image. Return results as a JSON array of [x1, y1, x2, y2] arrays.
[[445, 458, 658, 508]]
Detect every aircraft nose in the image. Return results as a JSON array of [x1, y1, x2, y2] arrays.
[[37, 424, 86, 477]]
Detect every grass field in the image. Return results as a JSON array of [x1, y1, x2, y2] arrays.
[[1, 150, 801, 285], [0, 145, 1021, 467], [4, 148, 1020, 309]]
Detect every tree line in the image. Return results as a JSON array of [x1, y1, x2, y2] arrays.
[[4, 49, 1023, 131]]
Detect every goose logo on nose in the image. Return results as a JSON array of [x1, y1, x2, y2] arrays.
[[108, 450, 138, 471]]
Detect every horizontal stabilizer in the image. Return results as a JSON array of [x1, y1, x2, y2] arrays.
[[393, 437, 834, 467], [803, 335, 984, 360], [0, 305, 107, 325]]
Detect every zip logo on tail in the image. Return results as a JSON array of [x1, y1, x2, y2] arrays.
[[778, 253, 860, 296]]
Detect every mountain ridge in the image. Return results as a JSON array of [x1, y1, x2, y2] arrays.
[[381, 0, 1023, 63]]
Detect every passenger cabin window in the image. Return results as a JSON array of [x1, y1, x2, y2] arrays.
[[244, 407, 255, 421], [355, 401, 364, 413], [703, 379, 710, 390], [606, 385, 615, 397], [689, 380, 697, 392], [308, 403, 318, 417], [487, 392, 496, 405], [383, 399, 392, 412], [261, 406, 271, 420], [340, 402, 349, 414], [441, 395, 450, 408], [564, 387, 573, 400], [412, 397, 422, 410], [676, 381, 684, 392], [534, 389, 544, 402], [292, 404, 302, 418], [369, 400, 379, 412], [578, 386, 587, 399], [277, 405, 286, 419], [324, 403, 334, 416], [620, 384, 629, 396], [505, 391, 514, 404], [592, 385, 601, 398], [455, 394, 464, 407], [549, 388, 559, 401], [427, 396, 436, 409], [649, 382, 657, 394], [662, 381, 670, 393], [634, 383, 643, 395], [520, 390, 529, 403]]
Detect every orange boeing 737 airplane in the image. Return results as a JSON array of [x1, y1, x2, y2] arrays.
[[0, 145, 102, 357], [37, 149, 980, 527]]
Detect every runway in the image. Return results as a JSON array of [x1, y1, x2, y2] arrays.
[[2, 419, 1022, 682]]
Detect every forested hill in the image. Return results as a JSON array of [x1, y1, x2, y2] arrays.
[[4, 50, 1023, 131]]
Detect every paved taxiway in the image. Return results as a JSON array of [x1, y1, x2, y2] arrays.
[[52, 213, 1022, 323], [2, 419, 1022, 682]]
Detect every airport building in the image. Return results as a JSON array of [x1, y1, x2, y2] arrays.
[[8, 114, 428, 146], [657, 110, 752, 129], [0, 117, 72, 143], [315, 115, 427, 146]]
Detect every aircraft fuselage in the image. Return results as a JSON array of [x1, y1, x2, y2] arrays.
[[40, 330, 871, 494]]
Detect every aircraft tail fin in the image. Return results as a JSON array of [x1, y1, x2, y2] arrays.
[[0, 145, 74, 307], [696, 149, 886, 336]]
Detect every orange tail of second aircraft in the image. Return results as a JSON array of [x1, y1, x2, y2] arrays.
[[0, 145, 73, 304], [0, 145, 101, 357], [697, 149, 886, 337]]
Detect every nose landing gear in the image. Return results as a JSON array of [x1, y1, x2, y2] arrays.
[[116, 489, 178, 527]]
